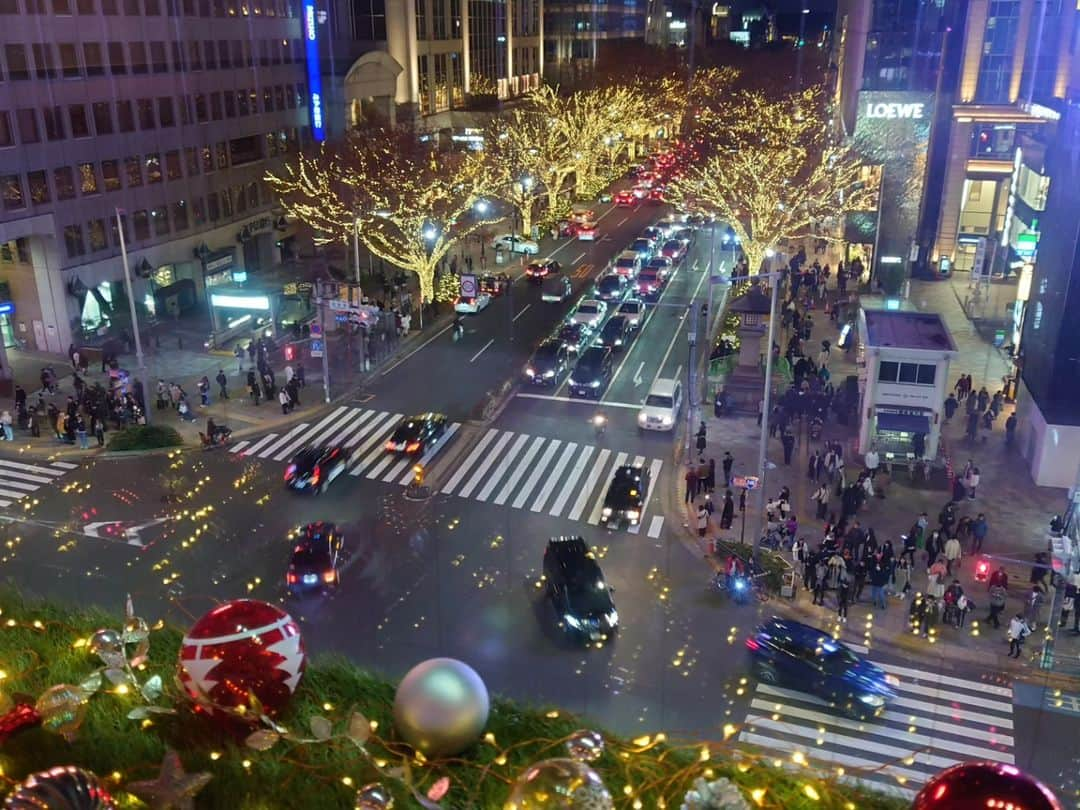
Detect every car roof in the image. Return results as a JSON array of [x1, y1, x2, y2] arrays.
[[579, 346, 610, 362], [619, 299, 643, 309], [579, 299, 603, 308], [604, 315, 627, 329], [617, 251, 639, 260], [648, 377, 678, 397], [759, 617, 846, 649], [614, 464, 646, 482]]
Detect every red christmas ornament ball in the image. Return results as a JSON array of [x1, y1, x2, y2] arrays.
[[178, 599, 305, 717], [913, 762, 1063, 810]]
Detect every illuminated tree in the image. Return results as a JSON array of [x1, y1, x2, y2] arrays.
[[434, 270, 461, 304], [267, 127, 497, 305], [669, 87, 873, 275]]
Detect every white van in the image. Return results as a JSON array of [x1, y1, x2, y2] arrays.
[[638, 378, 682, 431]]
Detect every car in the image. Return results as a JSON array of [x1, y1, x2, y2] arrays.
[[635, 268, 664, 299], [479, 273, 511, 296], [646, 256, 673, 276], [640, 227, 663, 244], [746, 617, 899, 719], [637, 378, 682, 431], [454, 293, 492, 314], [286, 522, 344, 596], [593, 273, 629, 303], [491, 233, 540, 255], [661, 239, 687, 261], [629, 238, 654, 259], [601, 464, 652, 526], [576, 221, 598, 241], [523, 340, 570, 386], [656, 215, 689, 236], [558, 321, 592, 354], [614, 190, 636, 207], [568, 346, 613, 398], [631, 184, 650, 199], [570, 298, 607, 328], [598, 315, 631, 350], [285, 445, 348, 494], [617, 299, 645, 329], [569, 207, 595, 224], [385, 412, 448, 455], [648, 185, 666, 203], [541, 275, 572, 302], [597, 191, 613, 203], [613, 251, 641, 277], [525, 259, 562, 282], [542, 536, 618, 643]]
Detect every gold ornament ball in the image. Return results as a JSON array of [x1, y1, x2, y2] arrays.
[[354, 782, 394, 809], [35, 684, 89, 742], [504, 758, 613, 809], [87, 629, 122, 660], [392, 657, 489, 758], [565, 730, 605, 763]]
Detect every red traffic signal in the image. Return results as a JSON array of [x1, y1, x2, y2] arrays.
[[284, 343, 296, 362]]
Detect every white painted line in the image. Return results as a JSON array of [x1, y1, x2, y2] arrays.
[[241, 433, 278, 456], [0, 479, 39, 492], [889, 695, 1013, 729], [515, 393, 642, 410], [230, 440, 251, 454], [364, 454, 397, 480], [876, 663, 1013, 699], [648, 263, 710, 391], [515, 439, 563, 510], [587, 451, 627, 525], [326, 409, 372, 446], [293, 404, 352, 449], [401, 423, 461, 484], [627, 457, 663, 534], [0, 458, 66, 477], [546, 444, 592, 516], [476, 433, 530, 502], [380, 322, 455, 376], [50, 461, 79, 470], [632, 362, 645, 386], [0, 499, 12, 508], [566, 449, 608, 522], [647, 515, 665, 538], [348, 417, 403, 475], [513, 304, 531, 322], [891, 679, 1013, 713], [381, 457, 412, 483], [0, 487, 32, 499], [273, 405, 349, 461], [259, 423, 311, 460], [572, 251, 586, 264], [616, 216, 628, 226], [458, 431, 515, 498], [470, 339, 494, 364], [341, 411, 389, 449], [0, 468, 54, 485], [494, 435, 545, 505], [440, 430, 499, 494]]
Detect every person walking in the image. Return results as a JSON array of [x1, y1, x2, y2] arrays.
[[247, 370, 261, 405], [894, 556, 912, 598], [944, 393, 959, 423], [696, 503, 710, 538], [971, 514, 988, 553], [987, 582, 1007, 628], [1024, 585, 1046, 629], [684, 465, 698, 505], [92, 414, 106, 447], [0, 410, 12, 443], [966, 465, 981, 499], [706, 458, 716, 494], [722, 451, 733, 487], [75, 415, 88, 449], [695, 421, 707, 456], [836, 572, 851, 622], [197, 376, 210, 407], [944, 534, 962, 576], [720, 490, 734, 530], [234, 343, 245, 374], [278, 387, 291, 415], [864, 446, 880, 480], [870, 560, 889, 609], [696, 457, 709, 497], [781, 430, 795, 465], [812, 556, 828, 605], [1008, 613, 1031, 658], [215, 369, 229, 400], [812, 482, 829, 520], [807, 450, 820, 482]]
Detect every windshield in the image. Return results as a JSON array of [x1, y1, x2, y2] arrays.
[[533, 346, 559, 365], [599, 278, 620, 291], [638, 271, 658, 281], [616, 258, 636, 267], [645, 394, 673, 408], [566, 580, 614, 616], [577, 350, 605, 372], [291, 542, 330, 567], [578, 303, 600, 314]]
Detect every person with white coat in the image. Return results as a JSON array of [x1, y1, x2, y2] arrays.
[[1008, 613, 1031, 658]]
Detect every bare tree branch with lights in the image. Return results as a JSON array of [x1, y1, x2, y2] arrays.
[[266, 126, 498, 305]]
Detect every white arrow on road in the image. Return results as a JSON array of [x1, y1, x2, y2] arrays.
[[632, 362, 645, 386], [83, 517, 170, 547]]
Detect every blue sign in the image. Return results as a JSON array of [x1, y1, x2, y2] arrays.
[[303, 0, 325, 142], [310, 339, 324, 358], [0, 302, 14, 316]]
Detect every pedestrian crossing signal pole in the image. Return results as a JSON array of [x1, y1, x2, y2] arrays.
[[115, 207, 150, 425], [753, 257, 781, 565]]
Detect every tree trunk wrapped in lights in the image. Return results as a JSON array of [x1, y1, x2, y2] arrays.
[[266, 126, 498, 306]]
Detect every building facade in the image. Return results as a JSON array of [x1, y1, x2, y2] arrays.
[[543, 1, 645, 83], [0, 0, 309, 355]]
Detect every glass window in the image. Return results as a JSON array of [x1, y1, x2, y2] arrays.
[[143, 0, 157, 12], [33, 43, 57, 78], [165, 150, 181, 180], [101, 159, 120, 191], [237, 88, 249, 116], [124, 156, 142, 186], [52, 0, 70, 13], [898, 363, 919, 384], [125, 0, 140, 10], [132, 209, 150, 240], [877, 361, 898, 383], [229, 135, 261, 165], [69, 105, 90, 137], [54, 167, 76, 199], [92, 102, 113, 134], [263, 87, 272, 112], [207, 192, 219, 220], [108, 42, 126, 73], [274, 85, 284, 111], [188, 41, 201, 69], [216, 141, 227, 169], [916, 364, 936, 385], [200, 145, 213, 173], [157, 97, 174, 127], [130, 42, 147, 73], [171, 40, 184, 71], [184, 147, 199, 175], [246, 181, 257, 208], [0, 0, 18, 13], [1, 175, 24, 210], [116, 100, 135, 131], [87, 218, 107, 251], [145, 153, 162, 183], [5, 45, 29, 79], [150, 205, 169, 235], [59, 43, 80, 76], [83, 43, 104, 75], [149, 40, 167, 72], [63, 224, 84, 258], [0, 112, 11, 147], [218, 39, 230, 67], [76, 0, 94, 11], [16, 109, 38, 143], [223, 91, 235, 117], [27, 170, 49, 203], [101, 0, 116, 13], [210, 91, 222, 120], [192, 197, 205, 225], [137, 98, 155, 129], [42, 106, 65, 140], [203, 40, 216, 68], [222, 187, 233, 216], [172, 199, 188, 230]]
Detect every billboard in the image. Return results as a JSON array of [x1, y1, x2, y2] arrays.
[[302, 0, 325, 142]]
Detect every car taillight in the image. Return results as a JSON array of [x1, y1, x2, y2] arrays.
[[284, 464, 296, 481], [322, 570, 337, 583], [287, 573, 298, 584], [406, 441, 422, 453], [745, 637, 761, 651], [310, 466, 320, 486], [385, 440, 396, 450]]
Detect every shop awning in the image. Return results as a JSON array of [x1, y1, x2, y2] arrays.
[[876, 411, 930, 434]]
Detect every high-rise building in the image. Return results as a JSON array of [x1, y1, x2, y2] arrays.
[[0, 0, 309, 354], [543, 1, 646, 83]]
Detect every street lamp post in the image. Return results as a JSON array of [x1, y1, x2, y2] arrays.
[[753, 254, 781, 564], [795, 5, 810, 91], [115, 207, 150, 424], [353, 218, 361, 284], [422, 225, 438, 331]]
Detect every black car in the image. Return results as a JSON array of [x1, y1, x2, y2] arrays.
[[568, 346, 613, 398], [285, 445, 348, 494], [525, 259, 562, 282], [543, 536, 618, 643], [524, 340, 569, 386], [593, 273, 628, 303], [384, 412, 448, 455], [558, 322, 592, 354], [286, 522, 344, 596], [598, 315, 631, 350], [746, 618, 899, 719], [601, 464, 651, 526]]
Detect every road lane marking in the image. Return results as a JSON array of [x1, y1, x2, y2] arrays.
[[876, 663, 1013, 698], [273, 405, 349, 461], [440, 430, 499, 494], [587, 451, 627, 524], [0, 487, 32, 499], [515, 393, 642, 410], [343, 411, 395, 449], [327, 409, 374, 446], [347, 417, 403, 474], [457, 431, 515, 498], [0, 459, 67, 477], [536, 442, 585, 513], [648, 259, 710, 390], [50, 461, 79, 470], [632, 362, 644, 386], [616, 216, 629, 226], [627, 458, 664, 534], [513, 304, 531, 322], [258, 423, 310, 460], [515, 439, 564, 509], [572, 251, 586, 264], [494, 435, 545, 505], [476, 433, 530, 502], [365, 453, 398, 480], [565, 447, 608, 521], [647, 515, 665, 538], [241, 434, 278, 456], [470, 339, 494, 363], [231, 440, 250, 454]]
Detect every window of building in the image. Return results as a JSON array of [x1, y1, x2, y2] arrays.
[[215, 141, 227, 169], [203, 40, 216, 68], [218, 39, 229, 67], [229, 185, 241, 213], [414, 0, 424, 37], [241, 39, 251, 66], [0, 0, 18, 13], [124, 156, 142, 186], [33, 43, 57, 78], [5, 45, 29, 79], [87, 218, 107, 250], [136, 98, 154, 129], [192, 197, 205, 225], [262, 87, 272, 113], [52, 0, 71, 14], [143, 0, 158, 12], [108, 42, 126, 73], [107, 213, 125, 247], [27, 170, 49, 203], [63, 224, 84, 257], [83, 43, 104, 75], [184, 147, 199, 175], [273, 85, 284, 111], [116, 100, 134, 131], [58, 43, 80, 76], [100, 0, 116, 13], [130, 42, 147, 73], [194, 93, 207, 122], [1, 175, 23, 210], [0, 112, 11, 147], [101, 159, 120, 191], [210, 91, 222, 120], [42, 106, 65, 140], [54, 166, 76, 199], [285, 84, 296, 108], [16, 108, 38, 143], [78, 162, 98, 194], [258, 39, 268, 65], [132, 209, 150, 240], [916, 364, 936, 385], [200, 145, 213, 173], [69, 104, 90, 137], [173, 199, 188, 230], [92, 102, 112, 134], [188, 41, 201, 69], [877, 361, 937, 386], [231, 39, 242, 66], [165, 149, 181, 180], [149, 40, 167, 72], [124, 0, 137, 11], [246, 181, 257, 208], [145, 153, 162, 183], [223, 91, 235, 117], [207, 192, 219, 221], [157, 97, 174, 127], [237, 88, 249, 116], [150, 205, 169, 235], [171, 40, 184, 71], [229, 135, 262, 165], [76, 0, 94, 10]]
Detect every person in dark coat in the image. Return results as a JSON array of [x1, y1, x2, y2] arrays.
[[722, 451, 733, 487], [781, 430, 795, 465], [706, 458, 716, 493], [720, 490, 735, 530]]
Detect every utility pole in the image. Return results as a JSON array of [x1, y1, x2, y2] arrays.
[[685, 322, 698, 460], [115, 207, 150, 424], [795, 3, 809, 91], [353, 219, 361, 283], [753, 265, 781, 563]]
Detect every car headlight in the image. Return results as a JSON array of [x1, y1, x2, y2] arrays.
[[614, 338, 622, 345], [590, 380, 601, 388], [662, 416, 673, 426], [606, 609, 619, 626], [858, 693, 886, 707], [626, 510, 640, 521], [568, 378, 577, 387], [638, 413, 647, 425], [543, 369, 555, 378], [564, 614, 582, 629], [885, 674, 901, 687], [602, 507, 612, 517], [525, 367, 535, 377]]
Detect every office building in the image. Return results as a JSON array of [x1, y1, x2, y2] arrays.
[[544, 1, 646, 83], [0, 0, 309, 354]]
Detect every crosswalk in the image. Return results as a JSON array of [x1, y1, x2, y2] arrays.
[[231, 405, 667, 537], [737, 652, 1015, 800], [0, 457, 80, 509]]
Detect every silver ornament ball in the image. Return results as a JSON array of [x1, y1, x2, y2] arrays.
[[565, 729, 605, 763], [4, 766, 115, 810], [392, 657, 489, 758], [354, 782, 394, 809], [504, 758, 614, 809], [87, 629, 122, 659]]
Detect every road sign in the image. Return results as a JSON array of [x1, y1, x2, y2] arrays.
[[460, 273, 478, 298], [733, 475, 760, 490], [688, 331, 696, 345], [310, 339, 324, 358], [310, 323, 322, 337]]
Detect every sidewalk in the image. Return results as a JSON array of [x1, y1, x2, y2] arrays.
[[671, 248, 1069, 677]]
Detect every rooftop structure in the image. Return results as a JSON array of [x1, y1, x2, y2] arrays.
[[862, 310, 957, 353]]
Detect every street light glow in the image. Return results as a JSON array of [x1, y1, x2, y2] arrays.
[[475, 200, 489, 214], [423, 226, 437, 241]]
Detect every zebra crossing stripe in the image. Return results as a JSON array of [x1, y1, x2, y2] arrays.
[[49, 461, 80, 470], [400, 423, 461, 485], [381, 457, 413, 483], [364, 453, 398, 480], [0, 468, 55, 485], [877, 663, 1013, 698], [349, 417, 404, 475], [532, 442, 577, 513], [259, 423, 311, 459], [476, 433, 530, 502], [567, 448, 611, 522], [587, 451, 627, 525], [457, 431, 515, 499], [494, 436, 545, 506], [646, 515, 665, 538], [241, 433, 278, 456], [231, 440, 250, 454], [549, 445, 594, 517], [628, 458, 664, 535], [0, 487, 30, 499], [513, 439, 562, 509], [343, 411, 394, 450], [0, 479, 39, 492], [441, 430, 499, 495], [273, 405, 350, 461], [0, 459, 66, 477]]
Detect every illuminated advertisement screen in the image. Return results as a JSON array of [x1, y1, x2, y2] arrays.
[[303, 0, 325, 142]]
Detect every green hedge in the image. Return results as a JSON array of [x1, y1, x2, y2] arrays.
[[107, 424, 184, 451]]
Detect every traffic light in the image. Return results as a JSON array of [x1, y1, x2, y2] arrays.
[[284, 343, 296, 362]]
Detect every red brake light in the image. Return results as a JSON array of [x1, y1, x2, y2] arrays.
[[406, 441, 422, 453], [977, 561, 989, 574], [287, 573, 298, 584], [310, 466, 320, 486], [745, 637, 761, 651], [284, 464, 296, 481], [322, 570, 336, 583]]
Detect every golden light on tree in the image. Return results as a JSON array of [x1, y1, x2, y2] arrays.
[[267, 127, 497, 305], [669, 86, 872, 275]]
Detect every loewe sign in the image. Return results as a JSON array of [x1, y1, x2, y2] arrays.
[[865, 102, 926, 120]]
